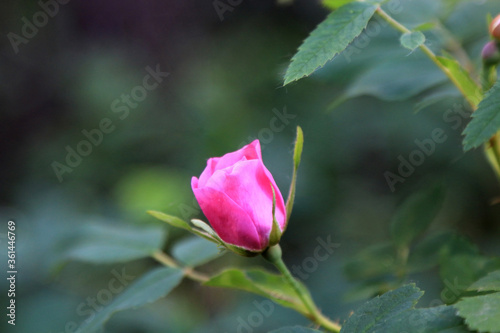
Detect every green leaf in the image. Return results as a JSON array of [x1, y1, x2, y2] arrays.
[[64, 222, 166, 264], [270, 326, 323, 333], [439, 255, 500, 303], [436, 55, 482, 109], [372, 305, 466, 333], [456, 292, 500, 333], [463, 80, 500, 151], [322, 0, 357, 10], [172, 236, 222, 267], [344, 242, 396, 281], [414, 22, 436, 31], [343, 280, 399, 303], [467, 270, 500, 292], [283, 2, 378, 85], [341, 284, 423, 333], [75, 267, 184, 333], [400, 31, 426, 51], [285, 126, 304, 227], [204, 268, 309, 315], [330, 57, 447, 108], [390, 185, 445, 248], [147, 210, 192, 231], [407, 232, 455, 273]]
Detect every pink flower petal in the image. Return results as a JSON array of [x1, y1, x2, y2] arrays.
[[205, 159, 286, 243], [192, 180, 262, 251]]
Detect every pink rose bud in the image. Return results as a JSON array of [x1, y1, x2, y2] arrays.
[[482, 41, 500, 65], [490, 14, 500, 41], [191, 140, 286, 253]]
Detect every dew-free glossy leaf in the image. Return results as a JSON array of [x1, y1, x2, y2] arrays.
[[205, 268, 309, 315], [75, 267, 184, 333], [456, 292, 500, 333], [65, 222, 166, 264], [467, 270, 500, 292], [284, 2, 377, 85], [370, 305, 466, 333], [463, 80, 500, 151], [341, 284, 423, 333]]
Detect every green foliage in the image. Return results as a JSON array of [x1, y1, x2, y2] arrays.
[[330, 56, 447, 108], [148, 211, 225, 246], [204, 268, 310, 315], [440, 254, 500, 303], [172, 236, 222, 267], [63, 222, 166, 264], [344, 242, 396, 281], [285, 126, 304, 226], [407, 232, 455, 272], [270, 327, 323, 333], [341, 284, 465, 333], [114, 168, 191, 221], [456, 293, 500, 333], [463, 80, 500, 150], [400, 31, 426, 51], [370, 306, 467, 333], [148, 210, 192, 231], [455, 270, 500, 332], [322, 0, 357, 10], [436, 55, 482, 108], [467, 270, 500, 292], [341, 284, 422, 332], [284, 2, 378, 85], [75, 267, 184, 333], [390, 185, 444, 249]]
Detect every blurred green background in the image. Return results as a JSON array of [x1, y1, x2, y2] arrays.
[[1, 0, 500, 332]]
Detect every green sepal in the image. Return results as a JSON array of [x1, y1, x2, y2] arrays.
[[147, 210, 191, 231], [191, 219, 261, 256], [284, 126, 304, 229], [224, 243, 261, 257], [269, 185, 283, 247]]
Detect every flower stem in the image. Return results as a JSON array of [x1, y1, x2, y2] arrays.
[[376, 7, 500, 181], [375, 7, 477, 110], [263, 245, 341, 332], [151, 250, 209, 283]]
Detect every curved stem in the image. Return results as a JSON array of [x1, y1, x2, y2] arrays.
[[263, 245, 341, 332], [376, 7, 500, 181], [375, 8, 477, 110], [151, 250, 209, 283]]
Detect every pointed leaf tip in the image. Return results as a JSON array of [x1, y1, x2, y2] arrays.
[[283, 2, 378, 85]]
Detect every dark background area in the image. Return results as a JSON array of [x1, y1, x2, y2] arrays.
[[1, 0, 500, 332]]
